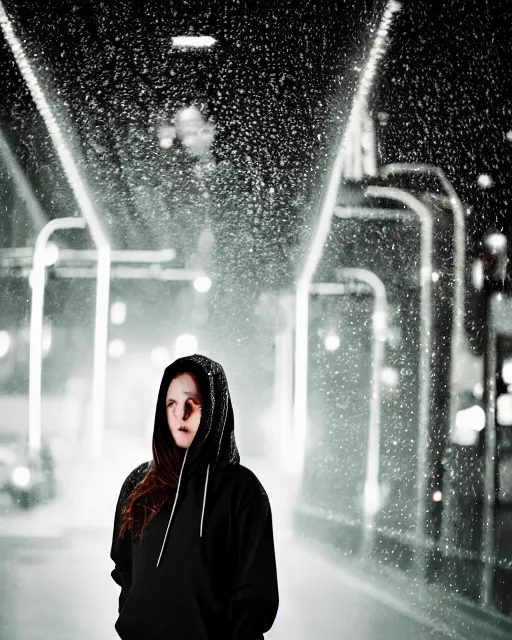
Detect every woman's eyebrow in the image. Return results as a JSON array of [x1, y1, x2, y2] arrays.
[[166, 393, 202, 402]]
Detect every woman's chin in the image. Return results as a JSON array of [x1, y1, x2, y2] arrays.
[[174, 431, 194, 448]]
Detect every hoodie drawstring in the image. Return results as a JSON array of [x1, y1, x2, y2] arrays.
[[200, 463, 210, 538], [156, 449, 188, 568], [156, 451, 211, 567]]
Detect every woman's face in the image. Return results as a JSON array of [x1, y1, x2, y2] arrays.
[[166, 373, 203, 449]]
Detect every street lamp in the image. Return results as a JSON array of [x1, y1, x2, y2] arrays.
[[29, 217, 87, 456]]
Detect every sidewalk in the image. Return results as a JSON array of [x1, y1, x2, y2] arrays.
[[295, 530, 512, 640]]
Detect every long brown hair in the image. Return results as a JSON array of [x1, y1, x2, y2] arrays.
[[119, 370, 202, 540]]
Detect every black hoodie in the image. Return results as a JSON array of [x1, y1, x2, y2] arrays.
[[110, 354, 279, 640]]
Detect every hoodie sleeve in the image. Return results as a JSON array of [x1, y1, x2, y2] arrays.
[[110, 465, 145, 613], [229, 488, 279, 640]]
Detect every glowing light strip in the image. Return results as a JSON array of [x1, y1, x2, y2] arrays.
[[300, 0, 402, 288], [171, 36, 216, 48], [89, 245, 110, 459], [0, 3, 112, 459], [0, 128, 47, 231], [292, 0, 402, 479], [0, 3, 108, 248]]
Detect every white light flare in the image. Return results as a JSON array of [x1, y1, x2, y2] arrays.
[[108, 339, 125, 359], [497, 394, 512, 427], [324, 334, 341, 352], [110, 301, 127, 325], [171, 35, 217, 49], [11, 466, 31, 489], [364, 481, 381, 516], [43, 242, 59, 267], [502, 358, 512, 386], [477, 174, 493, 189], [158, 124, 175, 149], [381, 366, 399, 388], [42, 324, 52, 355], [455, 405, 486, 432], [193, 276, 212, 293]]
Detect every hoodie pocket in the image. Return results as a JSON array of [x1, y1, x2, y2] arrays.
[[115, 590, 211, 640]]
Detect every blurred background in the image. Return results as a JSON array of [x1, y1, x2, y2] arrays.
[[1, 0, 512, 638]]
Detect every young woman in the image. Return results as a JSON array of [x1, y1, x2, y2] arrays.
[[110, 354, 279, 639]]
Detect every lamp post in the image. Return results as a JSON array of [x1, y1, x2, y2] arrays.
[[309, 272, 388, 557], [480, 233, 509, 608], [380, 163, 466, 446], [29, 217, 87, 456]]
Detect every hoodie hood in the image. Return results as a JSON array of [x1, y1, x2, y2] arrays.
[[153, 354, 240, 566], [153, 354, 240, 479]]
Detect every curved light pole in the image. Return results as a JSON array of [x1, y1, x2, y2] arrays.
[[29, 217, 86, 455], [0, 127, 47, 233], [381, 163, 466, 439], [310, 270, 388, 557], [481, 293, 499, 608], [365, 186, 434, 579]]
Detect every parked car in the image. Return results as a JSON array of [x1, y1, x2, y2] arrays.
[[0, 431, 56, 509]]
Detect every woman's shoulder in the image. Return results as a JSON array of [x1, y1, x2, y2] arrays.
[[222, 463, 270, 505], [118, 461, 151, 502]]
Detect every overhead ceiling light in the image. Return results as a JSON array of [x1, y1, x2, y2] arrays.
[[171, 36, 217, 49]]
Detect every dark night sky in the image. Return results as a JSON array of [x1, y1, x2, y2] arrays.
[[0, 0, 511, 251], [375, 0, 512, 250]]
